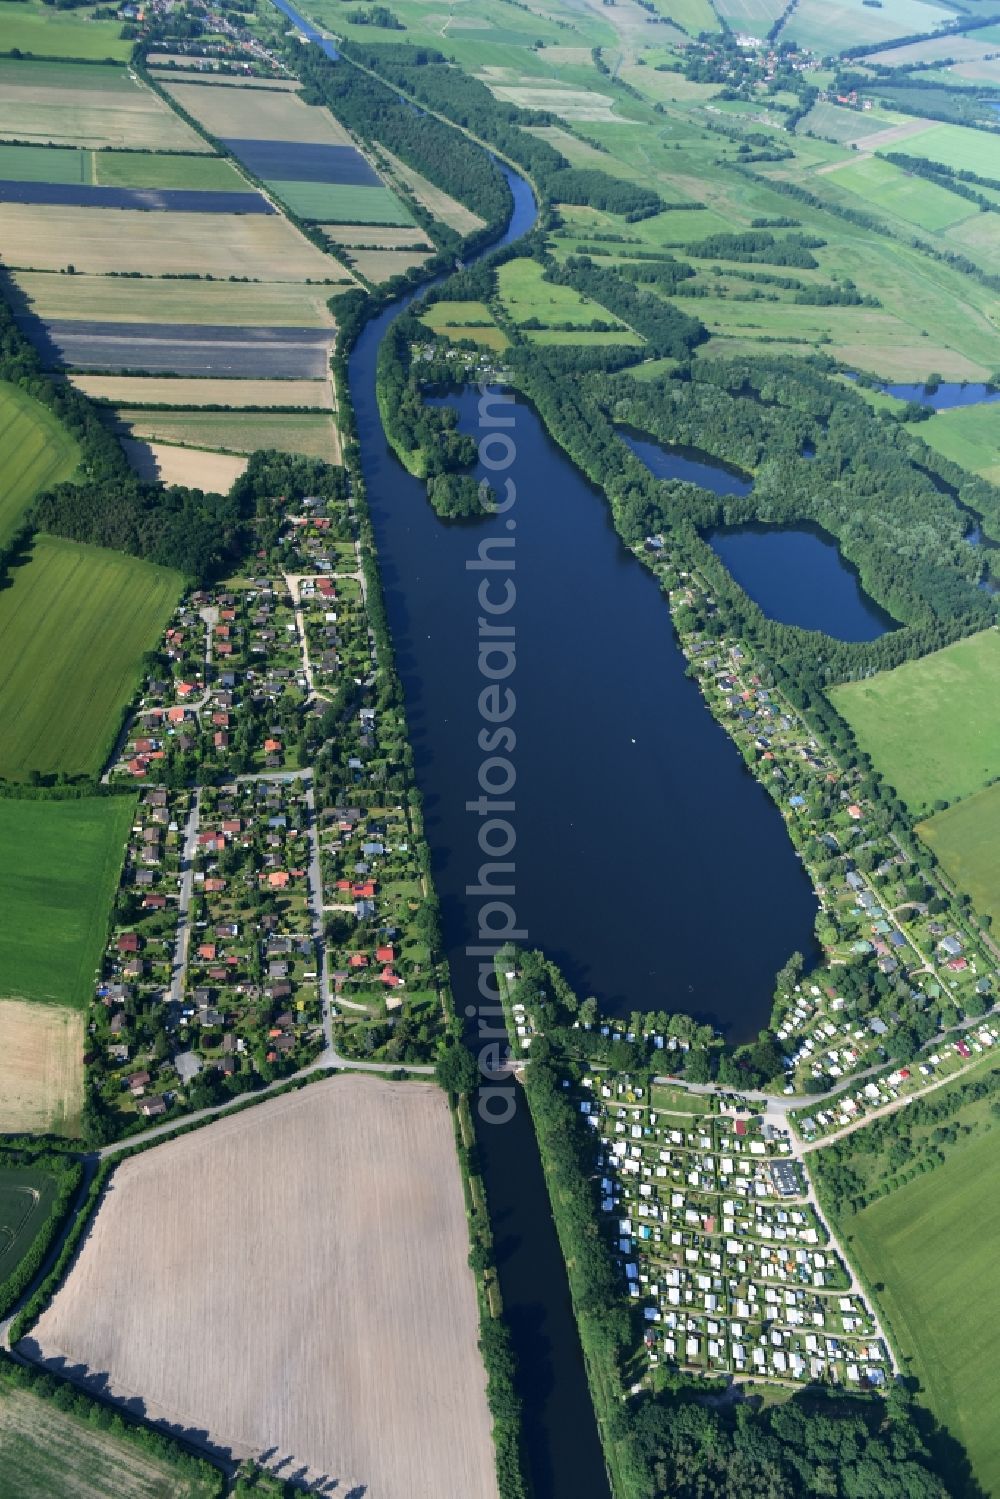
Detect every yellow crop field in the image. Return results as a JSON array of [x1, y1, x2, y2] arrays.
[[162, 79, 353, 143], [0, 202, 339, 279], [11, 271, 341, 325]]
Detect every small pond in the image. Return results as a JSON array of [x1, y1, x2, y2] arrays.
[[619, 427, 754, 496], [708, 523, 896, 640], [881, 381, 1000, 410]]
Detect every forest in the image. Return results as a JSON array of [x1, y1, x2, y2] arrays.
[[337, 41, 659, 219], [512, 343, 996, 679], [33, 451, 349, 586], [293, 45, 512, 240]]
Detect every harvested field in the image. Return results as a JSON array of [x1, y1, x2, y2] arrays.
[[378, 146, 485, 236], [0, 1378, 219, 1499], [119, 409, 342, 462], [0, 179, 271, 212], [267, 179, 413, 224], [0, 535, 181, 780], [347, 247, 434, 282], [120, 439, 248, 490], [0, 204, 338, 278], [26, 1077, 499, 1499], [19, 316, 334, 378], [0, 1000, 83, 1136], [223, 137, 379, 184], [0, 59, 208, 152], [162, 79, 353, 144], [482, 78, 619, 123], [70, 374, 334, 407], [10, 271, 341, 326], [322, 221, 432, 248]]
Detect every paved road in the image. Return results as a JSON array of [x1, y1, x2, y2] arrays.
[[168, 788, 202, 1016]]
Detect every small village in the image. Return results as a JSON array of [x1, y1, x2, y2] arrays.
[[86, 484, 446, 1129]]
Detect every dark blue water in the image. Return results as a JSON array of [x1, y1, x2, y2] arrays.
[[620, 426, 754, 495], [349, 169, 614, 1499], [709, 524, 895, 640], [348, 153, 821, 1492], [881, 381, 1000, 409]]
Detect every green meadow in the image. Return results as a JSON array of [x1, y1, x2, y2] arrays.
[[0, 381, 80, 547], [0, 795, 134, 1008], [827, 155, 974, 231], [0, 536, 181, 780], [830, 630, 1000, 813], [844, 1121, 1000, 1495], [498, 256, 634, 335], [0, 0, 132, 60], [908, 405, 1000, 486], [918, 783, 1000, 929]]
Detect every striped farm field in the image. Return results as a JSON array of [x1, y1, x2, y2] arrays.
[[268, 180, 414, 225], [0, 536, 181, 780], [118, 408, 342, 463], [0, 380, 80, 546]]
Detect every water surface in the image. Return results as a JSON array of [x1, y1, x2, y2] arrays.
[[620, 426, 754, 496], [708, 524, 895, 640]]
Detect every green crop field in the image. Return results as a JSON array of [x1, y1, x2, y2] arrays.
[[0, 1370, 221, 1499], [908, 406, 1000, 485], [918, 783, 1000, 928], [0, 143, 84, 182], [780, 0, 955, 55], [0, 381, 80, 547], [0, 1162, 59, 1285], [886, 121, 1000, 177], [843, 1123, 1000, 1494], [827, 155, 973, 231], [0, 795, 133, 1008], [0, 536, 181, 780], [713, 0, 787, 37], [830, 629, 1000, 813], [647, 0, 718, 36], [93, 151, 247, 191], [0, 0, 132, 60], [267, 180, 414, 224]]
